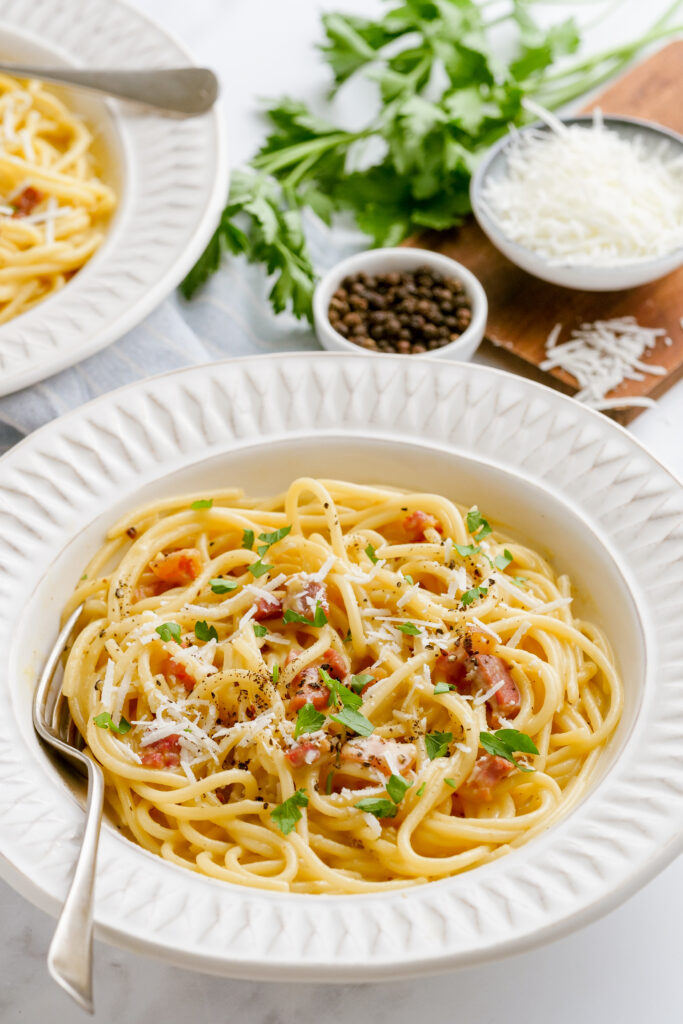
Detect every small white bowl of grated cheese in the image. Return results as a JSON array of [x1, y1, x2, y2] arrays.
[[471, 107, 683, 291]]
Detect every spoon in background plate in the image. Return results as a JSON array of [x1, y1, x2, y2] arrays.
[[0, 63, 218, 115], [32, 603, 103, 1015]]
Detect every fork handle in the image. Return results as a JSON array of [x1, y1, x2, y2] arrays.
[[47, 756, 105, 1015]]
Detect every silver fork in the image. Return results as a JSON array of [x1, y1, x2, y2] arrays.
[[32, 603, 103, 1015]]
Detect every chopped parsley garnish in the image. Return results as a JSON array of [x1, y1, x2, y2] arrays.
[[365, 543, 379, 564], [249, 559, 274, 578], [294, 702, 326, 738], [195, 620, 218, 642], [93, 712, 131, 735], [466, 508, 492, 541], [242, 529, 255, 549], [480, 729, 538, 772], [155, 622, 181, 643], [494, 549, 513, 571], [444, 778, 457, 788], [403, 573, 414, 585], [386, 774, 411, 804], [355, 797, 397, 819], [253, 623, 268, 638], [282, 599, 327, 627], [416, 782, 426, 797], [80, 573, 88, 581], [320, 667, 362, 710], [210, 577, 239, 593], [329, 706, 374, 737], [425, 730, 453, 760], [461, 585, 488, 607], [272, 664, 280, 684], [454, 543, 479, 557], [258, 526, 292, 547], [512, 576, 528, 588], [191, 498, 213, 509], [348, 672, 374, 694], [397, 622, 421, 635], [343, 629, 352, 642], [270, 789, 309, 835], [325, 771, 334, 794], [433, 681, 455, 695]]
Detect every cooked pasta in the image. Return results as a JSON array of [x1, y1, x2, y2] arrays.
[[0, 74, 115, 324], [61, 478, 623, 894]]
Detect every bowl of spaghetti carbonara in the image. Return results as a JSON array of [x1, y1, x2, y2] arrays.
[[1, 353, 680, 980], [61, 476, 622, 894]]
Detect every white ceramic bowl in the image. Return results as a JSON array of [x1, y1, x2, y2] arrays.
[[1, 352, 682, 981], [0, 0, 227, 397], [313, 247, 488, 359], [471, 115, 683, 291]]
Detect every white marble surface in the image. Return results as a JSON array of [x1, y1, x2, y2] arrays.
[[2, 0, 682, 1019]]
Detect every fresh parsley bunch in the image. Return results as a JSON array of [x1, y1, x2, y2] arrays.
[[182, 0, 682, 320]]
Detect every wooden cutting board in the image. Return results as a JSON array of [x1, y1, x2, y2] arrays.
[[407, 42, 683, 423]]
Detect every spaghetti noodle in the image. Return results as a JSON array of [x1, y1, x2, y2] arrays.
[[61, 478, 623, 894], [0, 74, 115, 324]]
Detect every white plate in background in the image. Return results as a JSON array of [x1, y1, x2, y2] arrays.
[[0, 0, 226, 396]]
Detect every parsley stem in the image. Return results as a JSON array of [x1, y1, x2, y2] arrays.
[[536, 23, 681, 88], [252, 131, 366, 176]]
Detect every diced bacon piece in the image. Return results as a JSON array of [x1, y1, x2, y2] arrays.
[[459, 755, 514, 801], [340, 736, 416, 777], [12, 186, 42, 217], [162, 655, 196, 693], [283, 577, 329, 618], [134, 578, 172, 601], [436, 649, 469, 692], [403, 509, 442, 541], [285, 736, 331, 768], [150, 548, 202, 586], [320, 648, 347, 682], [475, 653, 520, 716], [140, 734, 181, 768], [253, 594, 283, 621], [290, 666, 330, 712]]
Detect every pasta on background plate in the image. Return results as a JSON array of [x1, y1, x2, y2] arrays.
[[0, 74, 115, 324], [62, 478, 623, 894]]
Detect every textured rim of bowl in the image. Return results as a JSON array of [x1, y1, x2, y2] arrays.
[[313, 247, 488, 359], [470, 114, 683, 290]]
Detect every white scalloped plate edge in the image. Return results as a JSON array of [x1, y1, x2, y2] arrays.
[[0, 352, 682, 980]]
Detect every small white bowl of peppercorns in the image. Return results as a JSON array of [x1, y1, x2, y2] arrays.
[[313, 247, 487, 359]]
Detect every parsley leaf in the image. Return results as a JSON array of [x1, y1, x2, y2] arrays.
[[195, 620, 218, 642], [479, 729, 539, 771], [461, 585, 488, 607], [355, 797, 397, 819], [397, 622, 421, 635], [282, 599, 328, 627], [512, 576, 528, 588], [270, 789, 309, 835], [258, 526, 292, 547], [386, 774, 411, 804], [320, 667, 362, 710], [294, 702, 326, 738], [425, 731, 453, 760], [444, 778, 457, 788], [494, 549, 513, 571], [348, 672, 374, 694], [155, 622, 181, 643], [210, 578, 239, 594], [191, 498, 213, 509], [365, 543, 379, 564], [433, 681, 455, 695], [454, 543, 479, 557], [93, 712, 131, 735], [416, 782, 426, 797], [466, 508, 492, 540], [402, 574, 414, 585], [242, 529, 255, 550], [249, 559, 274, 578], [325, 770, 335, 794], [253, 623, 268, 638], [329, 707, 374, 737], [272, 664, 280, 684]]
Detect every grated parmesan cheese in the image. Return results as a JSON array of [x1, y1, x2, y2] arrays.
[[482, 103, 683, 266], [542, 317, 667, 410]]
